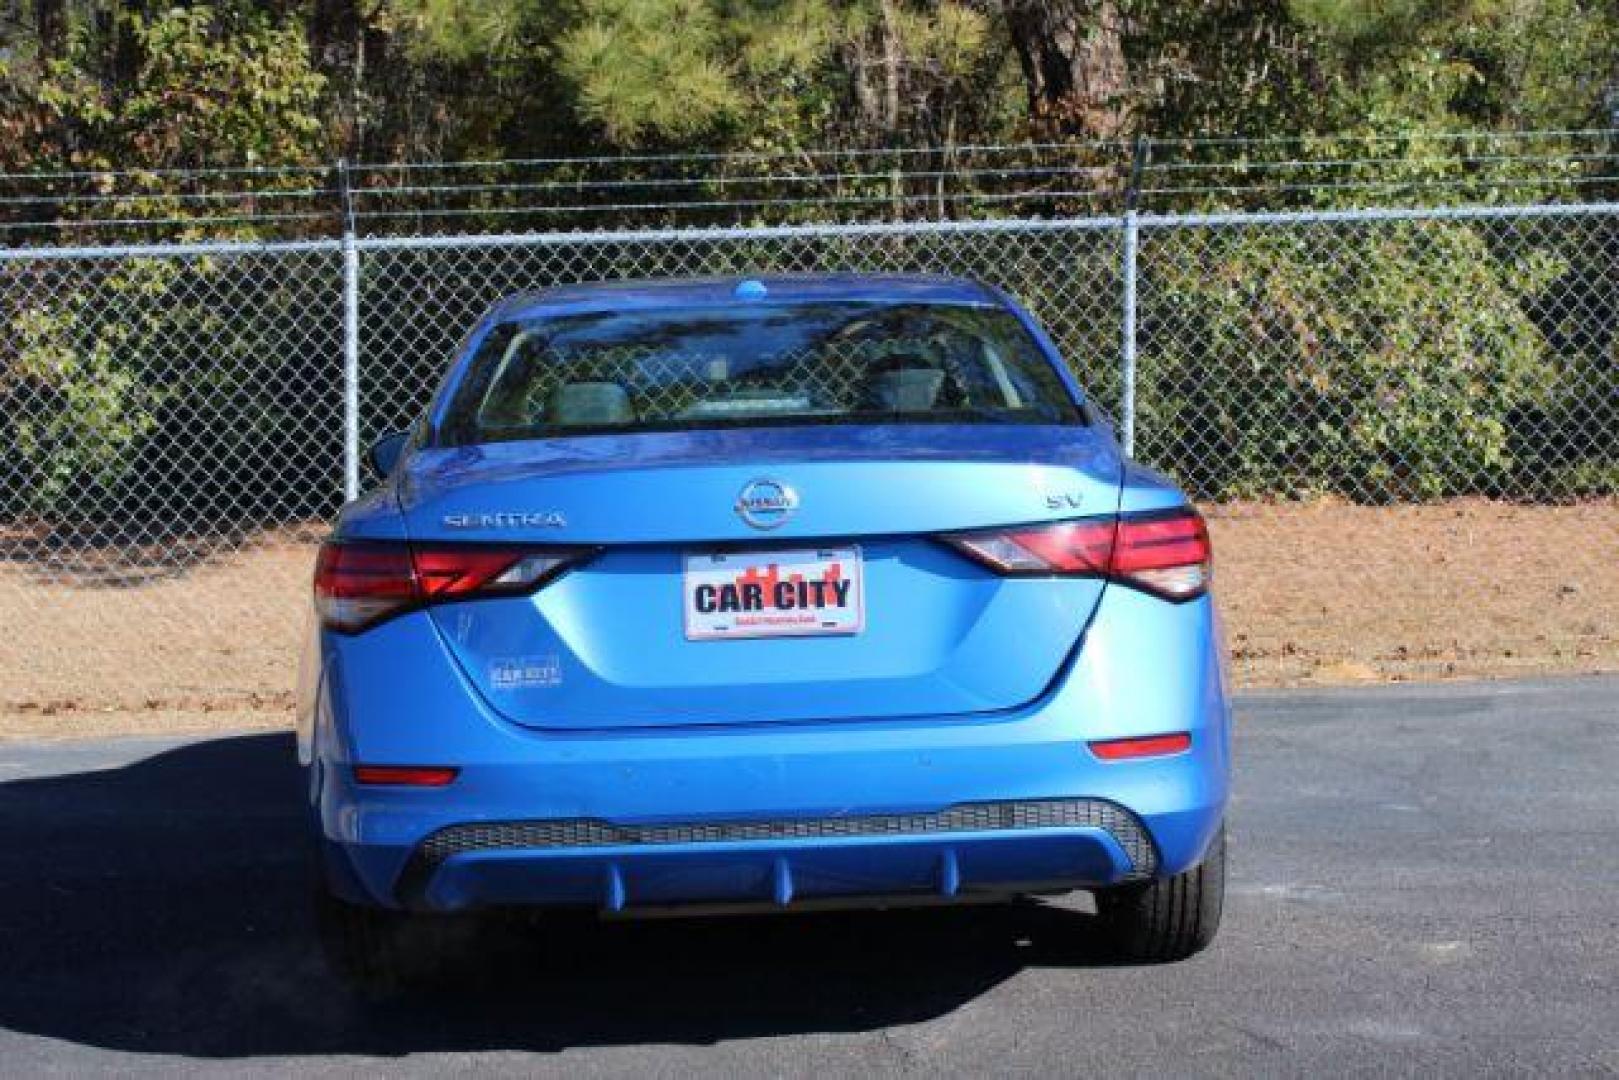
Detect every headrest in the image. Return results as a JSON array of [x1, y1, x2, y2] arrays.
[[547, 381, 634, 426], [871, 368, 945, 412]]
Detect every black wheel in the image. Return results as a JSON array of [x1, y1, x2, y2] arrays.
[[315, 885, 474, 994], [1094, 826, 1225, 963]]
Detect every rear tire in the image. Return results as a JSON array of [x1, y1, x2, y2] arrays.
[[315, 886, 411, 993], [1094, 825, 1225, 963], [315, 885, 474, 994]]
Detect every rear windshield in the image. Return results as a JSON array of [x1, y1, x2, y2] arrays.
[[436, 301, 1082, 446]]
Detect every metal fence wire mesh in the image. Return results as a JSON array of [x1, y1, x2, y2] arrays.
[[1135, 209, 1619, 501], [357, 224, 1124, 448], [0, 204, 1615, 719], [0, 246, 344, 719]]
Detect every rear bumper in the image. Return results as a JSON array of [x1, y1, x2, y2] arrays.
[[310, 585, 1231, 912]]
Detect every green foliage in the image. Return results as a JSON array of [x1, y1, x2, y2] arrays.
[[4, 252, 341, 523], [549, 0, 1012, 149], [560, 0, 746, 144], [390, 0, 546, 63], [379, 0, 1018, 153], [4, 6, 333, 521], [8, 269, 166, 512], [1128, 0, 1329, 139], [1139, 222, 1566, 499], [6, 0, 1619, 171], [1290, 0, 1619, 131], [34, 5, 328, 173]]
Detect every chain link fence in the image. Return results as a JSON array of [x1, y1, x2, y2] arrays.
[[357, 222, 1123, 448], [1, 202, 1616, 722], [1135, 205, 1619, 501]]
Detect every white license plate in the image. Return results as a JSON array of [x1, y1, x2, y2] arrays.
[[684, 546, 865, 641]]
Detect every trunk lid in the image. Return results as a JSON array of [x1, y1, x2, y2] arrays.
[[398, 425, 1122, 729]]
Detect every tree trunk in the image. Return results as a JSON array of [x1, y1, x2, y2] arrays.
[[33, 0, 68, 61], [879, 0, 903, 133], [845, 0, 908, 147], [309, 0, 376, 158], [1001, 0, 1130, 138]]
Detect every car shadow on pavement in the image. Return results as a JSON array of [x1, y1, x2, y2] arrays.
[[0, 733, 1121, 1060]]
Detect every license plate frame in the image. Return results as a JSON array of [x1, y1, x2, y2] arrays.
[[683, 546, 865, 641]]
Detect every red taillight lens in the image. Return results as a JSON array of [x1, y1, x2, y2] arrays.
[[412, 546, 531, 599], [1111, 509, 1212, 600], [313, 542, 417, 633], [352, 765, 460, 787], [941, 507, 1211, 601], [1088, 732, 1192, 760], [314, 541, 595, 633]]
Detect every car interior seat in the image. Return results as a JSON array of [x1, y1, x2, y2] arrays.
[[864, 353, 956, 412], [547, 381, 636, 427]]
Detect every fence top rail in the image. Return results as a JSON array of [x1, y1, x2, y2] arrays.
[[3, 198, 1618, 261], [1138, 199, 1619, 229], [0, 236, 343, 261], [350, 214, 1127, 252], [0, 215, 1126, 261]]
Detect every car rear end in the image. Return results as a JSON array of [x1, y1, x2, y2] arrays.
[[299, 276, 1229, 980]]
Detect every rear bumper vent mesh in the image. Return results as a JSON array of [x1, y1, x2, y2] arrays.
[[396, 797, 1157, 903]]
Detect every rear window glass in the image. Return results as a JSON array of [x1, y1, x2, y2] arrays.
[[436, 301, 1082, 446]]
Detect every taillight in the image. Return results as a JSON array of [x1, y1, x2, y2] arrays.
[[313, 540, 595, 633], [313, 542, 416, 633], [942, 507, 1211, 601], [944, 518, 1116, 575], [1108, 509, 1212, 600]]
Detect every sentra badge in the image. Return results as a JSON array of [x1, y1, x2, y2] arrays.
[[443, 511, 567, 529]]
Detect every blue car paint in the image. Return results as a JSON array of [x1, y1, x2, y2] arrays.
[[300, 273, 1229, 914], [398, 426, 1127, 730], [398, 426, 1125, 540]]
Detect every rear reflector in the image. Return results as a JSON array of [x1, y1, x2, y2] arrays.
[[1088, 733, 1193, 760], [314, 541, 597, 632], [941, 506, 1211, 601], [352, 765, 460, 787]]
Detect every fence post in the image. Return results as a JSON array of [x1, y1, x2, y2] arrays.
[[1120, 211, 1138, 458], [1119, 135, 1150, 459], [338, 159, 361, 502]]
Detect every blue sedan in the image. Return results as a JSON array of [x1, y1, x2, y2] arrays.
[[298, 274, 1230, 986]]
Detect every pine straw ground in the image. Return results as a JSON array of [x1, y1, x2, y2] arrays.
[[1, 499, 1614, 739]]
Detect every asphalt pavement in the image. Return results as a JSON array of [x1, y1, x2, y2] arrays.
[[0, 676, 1615, 1076]]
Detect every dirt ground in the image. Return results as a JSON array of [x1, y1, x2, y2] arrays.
[[1208, 499, 1618, 686], [1, 499, 1614, 739]]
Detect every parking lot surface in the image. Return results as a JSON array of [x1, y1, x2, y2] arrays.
[[1, 676, 1615, 1076]]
